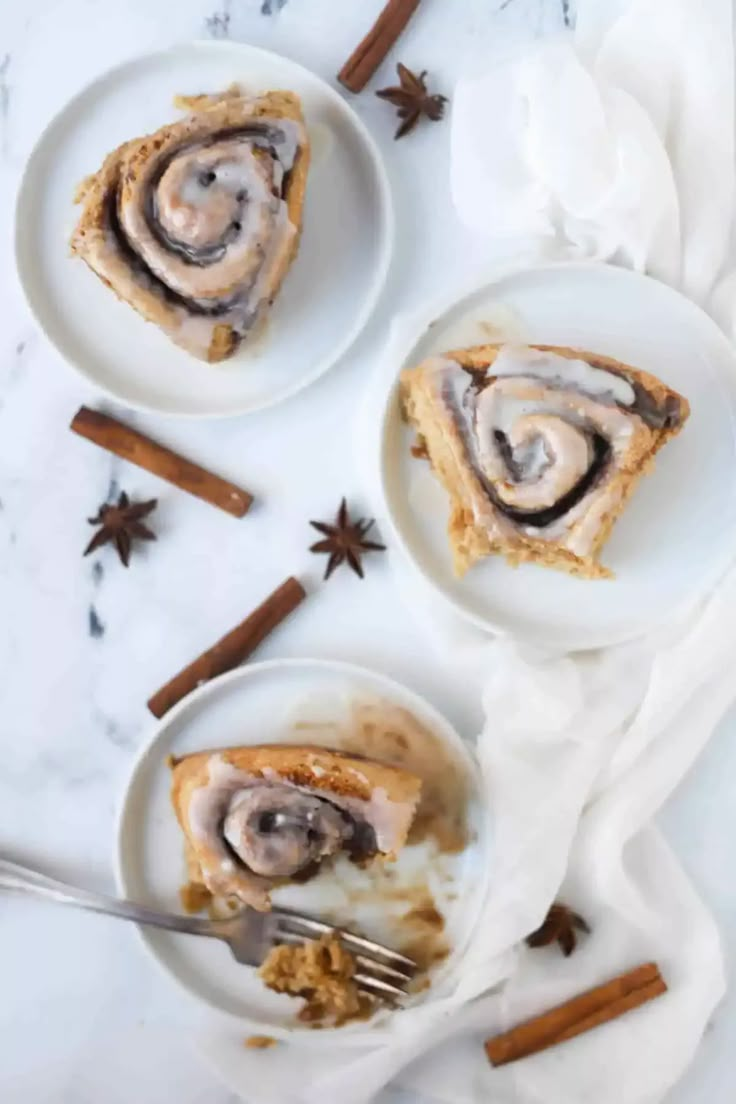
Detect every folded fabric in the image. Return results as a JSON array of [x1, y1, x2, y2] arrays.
[[199, 564, 732, 1104], [451, 0, 736, 329]]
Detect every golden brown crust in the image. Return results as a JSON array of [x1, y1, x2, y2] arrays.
[[70, 89, 310, 363], [171, 744, 422, 810], [401, 343, 689, 580]]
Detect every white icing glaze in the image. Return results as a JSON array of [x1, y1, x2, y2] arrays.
[[510, 432, 549, 482], [121, 139, 283, 301], [475, 377, 634, 517], [105, 115, 305, 358], [423, 348, 646, 557], [187, 753, 417, 873], [267, 117, 301, 174], [481, 413, 590, 510], [490, 344, 635, 406]]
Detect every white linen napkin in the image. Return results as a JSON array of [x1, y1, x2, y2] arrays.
[[451, 0, 736, 328], [208, 1, 736, 1100], [200, 564, 734, 1104]]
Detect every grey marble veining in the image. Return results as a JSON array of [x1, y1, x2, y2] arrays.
[[88, 603, 105, 638], [0, 53, 10, 155], [205, 3, 232, 39]]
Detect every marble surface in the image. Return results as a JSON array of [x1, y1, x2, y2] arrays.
[[0, 1, 733, 1101]]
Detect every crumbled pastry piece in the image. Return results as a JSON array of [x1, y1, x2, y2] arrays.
[[179, 880, 212, 915], [174, 84, 244, 113], [206, 894, 242, 920], [259, 934, 376, 1027], [244, 1035, 278, 1049]]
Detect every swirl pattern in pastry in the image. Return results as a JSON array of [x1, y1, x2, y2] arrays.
[[171, 745, 422, 911], [401, 344, 689, 579], [70, 87, 309, 362]]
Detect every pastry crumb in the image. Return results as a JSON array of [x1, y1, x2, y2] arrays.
[[207, 894, 241, 920], [174, 84, 242, 112], [178, 878, 241, 919], [244, 1035, 278, 1049], [179, 881, 212, 914], [259, 934, 376, 1027], [403, 904, 444, 930]]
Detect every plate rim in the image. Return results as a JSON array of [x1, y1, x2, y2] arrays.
[[113, 655, 492, 1045], [14, 39, 395, 420], [375, 259, 736, 651]]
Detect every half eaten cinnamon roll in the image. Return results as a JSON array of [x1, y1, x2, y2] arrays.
[[401, 344, 689, 579], [171, 745, 422, 911], [70, 86, 309, 362]]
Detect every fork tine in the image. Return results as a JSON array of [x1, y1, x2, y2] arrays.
[[269, 929, 307, 947], [275, 911, 332, 938], [353, 973, 408, 1002], [354, 954, 413, 985], [274, 910, 417, 973], [269, 935, 412, 994], [336, 930, 417, 973]]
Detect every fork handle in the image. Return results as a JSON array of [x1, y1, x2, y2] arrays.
[[0, 858, 217, 938]]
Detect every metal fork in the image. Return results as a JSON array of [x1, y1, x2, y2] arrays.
[[0, 859, 416, 1002]]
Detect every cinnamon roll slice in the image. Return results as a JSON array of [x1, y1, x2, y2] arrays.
[[401, 344, 690, 579], [171, 745, 422, 911], [70, 87, 309, 362]]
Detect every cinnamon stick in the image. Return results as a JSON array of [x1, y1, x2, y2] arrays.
[[147, 576, 306, 718], [485, 962, 667, 1068], [338, 0, 422, 93], [71, 407, 253, 518]]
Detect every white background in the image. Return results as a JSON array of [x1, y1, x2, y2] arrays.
[[0, 1, 733, 1101]]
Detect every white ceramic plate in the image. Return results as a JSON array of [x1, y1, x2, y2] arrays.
[[15, 42, 393, 417], [379, 263, 736, 651], [115, 659, 490, 1043]]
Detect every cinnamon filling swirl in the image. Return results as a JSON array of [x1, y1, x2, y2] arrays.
[[430, 345, 686, 545], [189, 768, 378, 888], [113, 121, 300, 320], [220, 784, 377, 878], [488, 429, 611, 527]]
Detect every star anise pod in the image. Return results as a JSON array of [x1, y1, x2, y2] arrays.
[[376, 63, 447, 140], [309, 498, 386, 580], [84, 491, 158, 568], [526, 903, 591, 958]]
